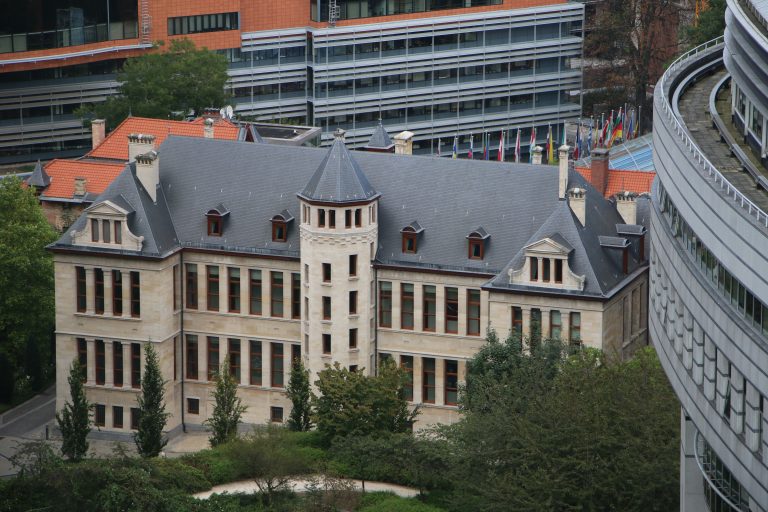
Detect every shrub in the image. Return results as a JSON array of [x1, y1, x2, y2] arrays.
[[358, 493, 445, 512], [147, 457, 211, 493], [182, 447, 242, 485]]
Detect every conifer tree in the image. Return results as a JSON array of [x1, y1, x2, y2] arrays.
[[56, 360, 92, 462], [206, 356, 247, 447], [134, 344, 169, 457], [286, 358, 312, 432]]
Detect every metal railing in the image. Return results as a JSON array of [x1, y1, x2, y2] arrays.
[[656, 36, 768, 228]]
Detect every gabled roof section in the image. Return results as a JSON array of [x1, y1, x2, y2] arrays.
[[299, 138, 379, 203], [365, 121, 394, 150], [616, 224, 646, 236], [40, 159, 126, 201], [272, 209, 294, 223], [27, 160, 50, 188], [238, 124, 265, 143], [523, 233, 574, 254]]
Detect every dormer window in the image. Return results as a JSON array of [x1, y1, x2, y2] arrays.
[[72, 197, 143, 252], [509, 235, 585, 292], [206, 204, 230, 237], [271, 210, 294, 242], [400, 221, 424, 254], [467, 227, 490, 260]]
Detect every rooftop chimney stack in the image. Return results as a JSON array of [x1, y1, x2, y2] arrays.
[[394, 131, 414, 155], [590, 147, 610, 196], [333, 128, 346, 142], [558, 144, 570, 199], [91, 119, 106, 149], [127, 133, 156, 162], [135, 151, 159, 202], [203, 118, 214, 139], [532, 145, 543, 165], [615, 191, 638, 225], [73, 177, 87, 197], [568, 187, 586, 227]]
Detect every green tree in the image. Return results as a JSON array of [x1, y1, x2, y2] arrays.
[[56, 360, 92, 462], [687, 0, 726, 46], [206, 356, 247, 447], [134, 344, 169, 457], [78, 38, 230, 129], [286, 358, 312, 432], [0, 177, 57, 403], [312, 362, 418, 446]]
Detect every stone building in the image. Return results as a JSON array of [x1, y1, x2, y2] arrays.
[[50, 129, 649, 434]]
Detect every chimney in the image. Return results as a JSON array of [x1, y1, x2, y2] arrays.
[[590, 147, 610, 196], [568, 187, 586, 226], [73, 177, 87, 197], [203, 118, 214, 139], [135, 151, 159, 202], [558, 144, 570, 199], [615, 191, 638, 225], [532, 145, 543, 165], [394, 131, 414, 155], [127, 133, 156, 162], [91, 119, 106, 149]]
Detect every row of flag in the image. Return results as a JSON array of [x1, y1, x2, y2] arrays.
[[437, 124, 564, 163]]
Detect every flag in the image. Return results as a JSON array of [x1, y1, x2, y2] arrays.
[[600, 112, 610, 147], [452, 136, 458, 159], [515, 128, 521, 163], [529, 126, 536, 163], [573, 123, 581, 160], [497, 130, 504, 161], [468, 133, 474, 159], [609, 107, 623, 147], [635, 106, 641, 138], [437, 138, 442, 157], [626, 110, 634, 142], [587, 119, 593, 156]]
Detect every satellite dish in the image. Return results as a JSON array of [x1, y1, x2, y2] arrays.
[[219, 107, 226, 119], [226, 105, 234, 119]]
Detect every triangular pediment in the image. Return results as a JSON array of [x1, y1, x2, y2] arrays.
[[85, 199, 131, 216], [523, 236, 572, 256]]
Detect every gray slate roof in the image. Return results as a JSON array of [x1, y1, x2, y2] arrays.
[[366, 121, 394, 149], [299, 138, 379, 203], [53, 136, 647, 297], [27, 160, 50, 188]]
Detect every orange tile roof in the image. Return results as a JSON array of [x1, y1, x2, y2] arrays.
[[42, 159, 127, 200], [87, 116, 240, 160], [575, 166, 655, 198]]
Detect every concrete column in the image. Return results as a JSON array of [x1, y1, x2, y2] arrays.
[[691, 320, 704, 386], [521, 306, 532, 339], [197, 266, 206, 310], [715, 349, 730, 416], [435, 358, 445, 406], [413, 356, 423, 404], [122, 342, 131, 386], [729, 367, 745, 434], [745, 381, 761, 452], [682, 307, 693, 371], [435, 286, 445, 334], [104, 270, 113, 316], [105, 341, 114, 386], [479, 290, 490, 339], [702, 335, 716, 401], [220, 338, 229, 376], [85, 268, 95, 314], [86, 339, 95, 383], [680, 410, 706, 512]]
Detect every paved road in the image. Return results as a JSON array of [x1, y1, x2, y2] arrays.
[[193, 476, 419, 500], [0, 386, 56, 477]]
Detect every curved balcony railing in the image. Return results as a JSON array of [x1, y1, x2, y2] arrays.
[[656, 36, 768, 229], [694, 430, 753, 511]]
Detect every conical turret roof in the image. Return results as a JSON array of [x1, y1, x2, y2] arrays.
[[299, 138, 379, 203]]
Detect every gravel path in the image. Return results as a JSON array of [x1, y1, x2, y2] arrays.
[[193, 476, 419, 499]]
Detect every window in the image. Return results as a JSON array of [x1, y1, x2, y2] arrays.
[[531, 308, 542, 347], [530, 257, 539, 281], [95, 404, 105, 427], [272, 220, 287, 242], [402, 232, 417, 253], [350, 365, 358, 372], [554, 259, 563, 283], [207, 213, 222, 236], [167, 12, 239, 35], [349, 328, 357, 349], [401, 283, 414, 329], [291, 345, 301, 369], [112, 270, 123, 315], [542, 259, 551, 282], [131, 343, 141, 388], [91, 219, 99, 242], [228, 268, 240, 313], [271, 406, 284, 423], [423, 358, 436, 403], [401, 355, 414, 401], [423, 285, 436, 331], [250, 340, 262, 385], [186, 335, 198, 380], [114, 221, 122, 244], [113, 342, 123, 386], [349, 291, 357, 314], [187, 398, 200, 415], [94, 268, 104, 314], [291, 273, 301, 319], [229, 338, 241, 383], [345, 209, 352, 228], [207, 266, 220, 311], [570, 312, 581, 345], [271, 272, 284, 317], [76, 266, 86, 312], [95, 340, 105, 385], [130, 408, 140, 430], [322, 334, 332, 354], [207, 337, 219, 381], [379, 282, 392, 327], [329, 210, 336, 228], [550, 310, 562, 340], [249, 269, 262, 315], [102, 221, 110, 243], [77, 338, 87, 380], [113, 406, 123, 428], [271, 343, 284, 387], [354, 209, 362, 227], [468, 238, 484, 260], [467, 289, 481, 336], [186, 263, 197, 309], [349, 255, 357, 277], [322, 263, 331, 282], [445, 287, 459, 333], [318, 209, 326, 227], [512, 306, 523, 335], [445, 360, 458, 405], [130, 272, 140, 317], [322, 296, 332, 319]]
